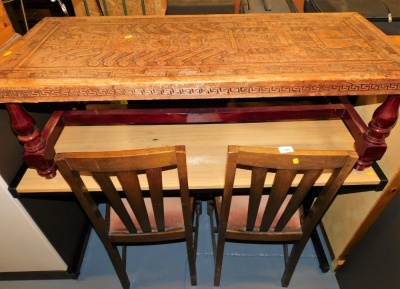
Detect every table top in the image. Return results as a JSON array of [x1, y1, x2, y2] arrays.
[[1, 13, 400, 103]]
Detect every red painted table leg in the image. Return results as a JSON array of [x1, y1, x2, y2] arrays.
[[6, 104, 56, 179], [355, 95, 400, 170]]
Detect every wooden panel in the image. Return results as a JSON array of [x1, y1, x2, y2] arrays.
[[0, 176, 67, 272], [71, 0, 167, 16], [322, 102, 400, 271], [0, 1, 16, 48], [16, 120, 380, 193], [1, 13, 400, 102]]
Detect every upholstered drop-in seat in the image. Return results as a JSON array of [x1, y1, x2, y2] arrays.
[[215, 195, 301, 233], [110, 197, 195, 233]]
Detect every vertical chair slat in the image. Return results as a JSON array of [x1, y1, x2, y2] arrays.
[[275, 169, 323, 232], [92, 171, 137, 234], [246, 167, 268, 231], [146, 167, 165, 232], [117, 171, 152, 233], [259, 169, 297, 232]]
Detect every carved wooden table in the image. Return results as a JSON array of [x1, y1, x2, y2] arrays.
[[0, 13, 399, 178]]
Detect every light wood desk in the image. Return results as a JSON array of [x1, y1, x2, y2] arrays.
[[16, 120, 382, 193], [0, 13, 399, 178]]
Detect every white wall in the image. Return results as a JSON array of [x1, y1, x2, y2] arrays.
[[0, 175, 67, 272]]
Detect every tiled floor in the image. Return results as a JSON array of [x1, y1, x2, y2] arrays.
[[0, 202, 339, 289]]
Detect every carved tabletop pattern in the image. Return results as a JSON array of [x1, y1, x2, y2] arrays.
[[1, 13, 400, 102]]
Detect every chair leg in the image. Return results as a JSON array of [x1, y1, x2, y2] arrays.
[[186, 201, 200, 286], [104, 243, 131, 289], [193, 200, 202, 261], [207, 200, 217, 262], [283, 243, 289, 266], [214, 233, 227, 286], [212, 199, 227, 287], [310, 228, 330, 273], [186, 242, 197, 286], [122, 245, 127, 268], [281, 239, 308, 287], [72, 194, 130, 289]]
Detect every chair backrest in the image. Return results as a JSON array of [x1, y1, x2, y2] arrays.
[[55, 146, 192, 237], [221, 145, 358, 238]]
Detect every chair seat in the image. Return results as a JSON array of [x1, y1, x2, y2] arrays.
[[110, 197, 194, 234], [215, 195, 301, 232]]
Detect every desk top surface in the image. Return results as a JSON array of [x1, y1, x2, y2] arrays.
[[16, 120, 380, 193], [1, 13, 400, 103]]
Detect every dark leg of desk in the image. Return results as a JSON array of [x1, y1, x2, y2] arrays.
[[355, 95, 400, 170], [310, 229, 330, 272], [5, 104, 56, 179]]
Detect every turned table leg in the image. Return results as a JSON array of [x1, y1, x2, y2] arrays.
[[355, 95, 400, 170], [6, 104, 56, 179]]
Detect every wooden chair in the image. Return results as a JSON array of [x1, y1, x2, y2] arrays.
[[209, 145, 358, 287], [55, 146, 199, 289]]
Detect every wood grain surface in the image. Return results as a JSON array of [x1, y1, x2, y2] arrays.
[[17, 120, 380, 193]]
